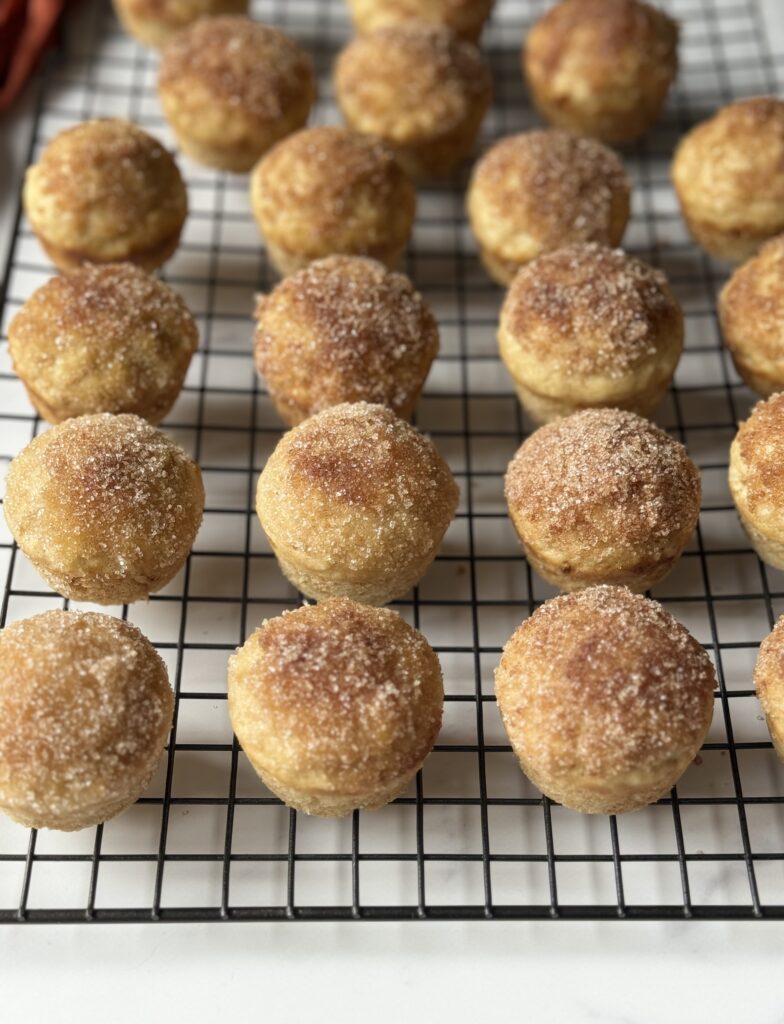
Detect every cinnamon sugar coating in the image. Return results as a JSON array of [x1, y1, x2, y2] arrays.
[[8, 264, 198, 424], [345, 0, 495, 41], [23, 119, 187, 272], [672, 97, 784, 262], [495, 586, 716, 814], [250, 126, 416, 276], [499, 243, 683, 423], [112, 0, 247, 48], [0, 610, 173, 831], [729, 392, 784, 570], [158, 16, 316, 172], [254, 256, 439, 425], [3, 413, 204, 604], [505, 409, 701, 592], [524, 0, 678, 144], [256, 402, 459, 605], [754, 615, 784, 761], [228, 598, 443, 816], [467, 130, 630, 285], [334, 23, 492, 178]]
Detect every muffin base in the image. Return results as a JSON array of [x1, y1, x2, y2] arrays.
[[734, 507, 784, 572], [267, 387, 420, 428], [0, 779, 155, 832], [521, 540, 682, 595], [766, 715, 784, 761], [265, 239, 407, 278], [28, 558, 187, 606], [20, 379, 180, 426], [171, 130, 266, 174], [680, 210, 779, 264], [477, 245, 523, 286], [252, 763, 420, 817], [510, 375, 672, 427], [727, 350, 784, 398], [527, 91, 667, 146], [36, 225, 184, 273]]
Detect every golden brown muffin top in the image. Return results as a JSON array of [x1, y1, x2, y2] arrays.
[[470, 130, 630, 246], [720, 235, 784, 359], [732, 392, 784, 515], [24, 119, 187, 253], [251, 126, 416, 257], [254, 255, 439, 418], [495, 586, 716, 778], [158, 16, 314, 120], [505, 408, 701, 549], [8, 263, 198, 422], [228, 599, 443, 791], [526, 0, 678, 81], [0, 610, 173, 822], [334, 23, 492, 140], [501, 244, 682, 380], [347, 0, 495, 38]]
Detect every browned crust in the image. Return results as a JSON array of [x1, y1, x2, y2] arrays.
[[345, 0, 495, 41]]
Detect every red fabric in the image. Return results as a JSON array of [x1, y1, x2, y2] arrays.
[[0, 0, 69, 111]]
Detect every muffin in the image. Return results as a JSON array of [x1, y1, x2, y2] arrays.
[[23, 119, 188, 272], [672, 97, 784, 262], [754, 616, 784, 761], [254, 255, 439, 425], [719, 235, 784, 396], [0, 610, 173, 831], [495, 586, 716, 814], [3, 413, 204, 604], [729, 392, 784, 570], [8, 263, 198, 424], [250, 126, 417, 276], [334, 23, 492, 178], [505, 409, 701, 592], [112, 0, 247, 48], [256, 402, 459, 605], [345, 0, 495, 42], [498, 243, 683, 424], [467, 130, 631, 285], [523, 0, 679, 144], [228, 599, 444, 816], [158, 16, 316, 173]]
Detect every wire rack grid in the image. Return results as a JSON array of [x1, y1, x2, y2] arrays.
[[2, 0, 784, 923]]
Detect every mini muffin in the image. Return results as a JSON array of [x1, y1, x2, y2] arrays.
[[112, 0, 247, 48], [505, 409, 701, 592], [345, 0, 495, 42], [672, 97, 784, 262], [753, 616, 784, 761], [0, 610, 173, 831], [467, 130, 631, 285], [498, 244, 683, 424], [3, 413, 204, 604], [729, 392, 784, 570], [8, 264, 198, 424], [334, 24, 492, 179], [254, 255, 439, 425], [23, 119, 188, 272], [256, 402, 459, 605], [158, 17, 316, 173], [524, 0, 678, 144], [719, 236, 784, 396], [250, 126, 416, 276], [228, 599, 443, 816], [495, 586, 716, 814]]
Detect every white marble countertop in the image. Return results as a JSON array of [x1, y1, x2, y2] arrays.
[[3, 3, 784, 1021]]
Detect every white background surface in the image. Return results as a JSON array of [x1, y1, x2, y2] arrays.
[[3, 2, 784, 1021]]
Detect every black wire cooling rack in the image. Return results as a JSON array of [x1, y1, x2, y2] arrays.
[[2, 0, 784, 923]]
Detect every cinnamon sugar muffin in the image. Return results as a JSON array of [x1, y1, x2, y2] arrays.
[[158, 17, 316, 172], [23, 119, 187, 272], [254, 256, 439, 425], [498, 244, 683, 424], [504, 409, 701, 592], [256, 402, 459, 605], [345, 0, 495, 41], [112, 0, 247, 48], [672, 97, 784, 262], [524, 0, 679, 144], [228, 599, 443, 816], [0, 611, 173, 831], [3, 414, 204, 604], [8, 264, 198, 424], [754, 616, 784, 761], [467, 130, 631, 285], [334, 23, 492, 178], [495, 586, 716, 814], [729, 392, 784, 570], [719, 236, 784, 395], [250, 126, 416, 276]]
